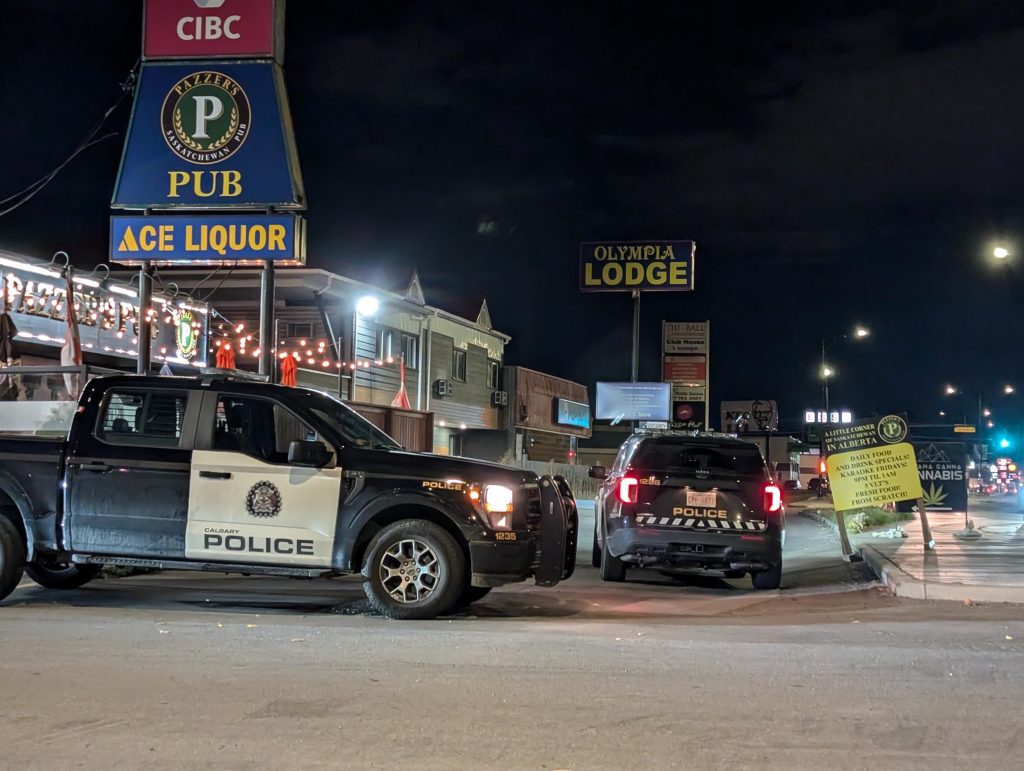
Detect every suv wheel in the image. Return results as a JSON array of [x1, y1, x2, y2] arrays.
[[361, 519, 465, 620], [0, 517, 26, 603], [751, 562, 782, 590], [599, 532, 626, 582]]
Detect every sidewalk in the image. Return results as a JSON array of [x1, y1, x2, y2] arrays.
[[792, 494, 1024, 604]]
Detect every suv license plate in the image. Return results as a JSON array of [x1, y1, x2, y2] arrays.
[[686, 490, 717, 508]]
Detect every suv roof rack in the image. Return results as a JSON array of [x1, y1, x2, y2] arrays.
[[198, 368, 271, 385]]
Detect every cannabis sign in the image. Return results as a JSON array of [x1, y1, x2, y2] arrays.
[[824, 414, 923, 511], [912, 442, 968, 511]]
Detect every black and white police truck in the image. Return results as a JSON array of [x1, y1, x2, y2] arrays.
[[0, 374, 576, 619]]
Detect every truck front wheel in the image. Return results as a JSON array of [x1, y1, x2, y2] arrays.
[[361, 519, 465, 620], [0, 517, 26, 602], [25, 558, 102, 590]]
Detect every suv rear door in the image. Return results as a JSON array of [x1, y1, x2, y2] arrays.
[[628, 439, 771, 532]]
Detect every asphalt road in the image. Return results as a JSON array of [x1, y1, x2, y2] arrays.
[[2, 516, 1023, 770]]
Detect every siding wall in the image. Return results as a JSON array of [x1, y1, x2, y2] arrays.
[[429, 332, 500, 430]]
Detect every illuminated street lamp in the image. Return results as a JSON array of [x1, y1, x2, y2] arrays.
[[994, 246, 1010, 260], [821, 365, 835, 379], [816, 326, 871, 496], [944, 384, 958, 396], [356, 295, 380, 317], [854, 326, 870, 339], [988, 420, 996, 429], [983, 408, 992, 418], [1006, 384, 1016, 395]]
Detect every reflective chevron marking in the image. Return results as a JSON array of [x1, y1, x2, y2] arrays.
[[635, 515, 768, 532]]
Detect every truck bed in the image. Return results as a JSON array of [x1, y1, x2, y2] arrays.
[[0, 436, 64, 553]]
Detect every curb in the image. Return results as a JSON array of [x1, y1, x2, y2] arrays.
[[797, 508, 839, 534], [860, 545, 1024, 604]]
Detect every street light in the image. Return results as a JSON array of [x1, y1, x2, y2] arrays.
[[983, 408, 992, 417], [994, 246, 1010, 260], [816, 326, 871, 496], [1006, 384, 1015, 395], [944, 384, 958, 395]]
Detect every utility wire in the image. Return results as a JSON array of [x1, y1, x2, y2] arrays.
[[0, 58, 139, 218]]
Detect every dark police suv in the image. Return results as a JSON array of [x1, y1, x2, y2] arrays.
[[0, 374, 576, 619], [590, 431, 784, 589]]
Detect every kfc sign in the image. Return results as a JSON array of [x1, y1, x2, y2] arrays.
[[144, 0, 282, 61]]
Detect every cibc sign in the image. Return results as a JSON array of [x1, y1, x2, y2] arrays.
[[143, 0, 284, 62]]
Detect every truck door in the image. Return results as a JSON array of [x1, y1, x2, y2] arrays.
[[186, 391, 342, 568], [65, 386, 200, 558]]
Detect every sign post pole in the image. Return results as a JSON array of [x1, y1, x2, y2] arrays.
[[835, 509, 856, 560], [631, 289, 640, 383], [258, 259, 275, 378], [917, 497, 935, 550], [137, 264, 153, 375]]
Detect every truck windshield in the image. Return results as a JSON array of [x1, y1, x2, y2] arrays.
[[304, 392, 401, 450]]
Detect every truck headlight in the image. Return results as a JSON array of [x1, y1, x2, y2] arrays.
[[480, 484, 514, 530]]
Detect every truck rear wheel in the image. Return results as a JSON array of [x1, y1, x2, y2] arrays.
[[25, 558, 102, 590], [0, 517, 26, 602], [361, 519, 465, 620]]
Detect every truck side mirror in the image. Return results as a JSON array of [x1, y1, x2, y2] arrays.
[[588, 465, 607, 480], [288, 440, 333, 468]]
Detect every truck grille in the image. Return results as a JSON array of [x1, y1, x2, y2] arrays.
[[523, 484, 542, 533]]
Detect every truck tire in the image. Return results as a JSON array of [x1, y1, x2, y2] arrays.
[[751, 562, 782, 590], [25, 558, 102, 590], [361, 519, 465, 620], [0, 517, 26, 602], [456, 585, 492, 607], [599, 535, 626, 582]]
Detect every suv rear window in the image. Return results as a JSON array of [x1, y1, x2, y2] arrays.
[[630, 440, 767, 479]]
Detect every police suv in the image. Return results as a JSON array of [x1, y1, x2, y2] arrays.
[[0, 374, 576, 619], [590, 431, 784, 589]]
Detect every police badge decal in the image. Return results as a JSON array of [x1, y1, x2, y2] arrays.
[[246, 481, 282, 518], [161, 71, 252, 165]]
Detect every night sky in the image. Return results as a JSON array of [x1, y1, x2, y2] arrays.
[[3, 1, 1024, 434]]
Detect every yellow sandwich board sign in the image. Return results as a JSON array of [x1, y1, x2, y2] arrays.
[[824, 414, 923, 511]]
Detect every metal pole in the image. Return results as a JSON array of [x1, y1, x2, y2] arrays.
[[818, 337, 826, 496], [258, 259, 275, 378], [347, 309, 357, 401], [137, 264, 153, 375], [631, 289, 640, 382]]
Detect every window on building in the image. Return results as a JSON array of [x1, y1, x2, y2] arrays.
[[449, 433, 465, 457], [286, 322, 313, 340], [400, 332, 419, 369], [378, 328, 394, 359], [97, 390, 188, 448], [452, 349, 467, 382], [378, 328, 419, 368], [487, 359, 501, 389]]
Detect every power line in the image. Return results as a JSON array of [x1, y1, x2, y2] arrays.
[[0, 59, 139, 218]]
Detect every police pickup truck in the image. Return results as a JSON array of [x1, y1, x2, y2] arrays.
[[591, 431, 784, 589], [0, 374, 576, 619]]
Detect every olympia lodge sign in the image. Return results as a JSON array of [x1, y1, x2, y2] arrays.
[[579, 240, 696, 292]]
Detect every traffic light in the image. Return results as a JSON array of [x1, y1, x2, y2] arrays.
[[818, 459, 827, 474], [999, 438, 1011, 450]]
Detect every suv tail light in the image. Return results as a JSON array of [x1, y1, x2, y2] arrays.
[[617, 475, 639, 504], [763, 483, 782, 513]]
